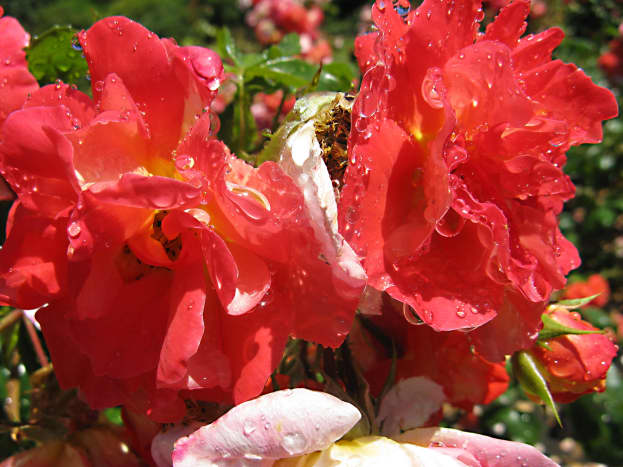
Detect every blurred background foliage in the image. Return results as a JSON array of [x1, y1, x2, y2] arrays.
[[1, 0, 622, 465]]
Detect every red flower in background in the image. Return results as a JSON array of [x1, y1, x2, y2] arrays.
[[245, 0, 332, 64], [251, 90, 296, 131], [563, 274, 610, 307], [526, 306, 618, 403], [599, 34, 623, 85], [341, 0, 618, 361], [0, 17, 364, 422]]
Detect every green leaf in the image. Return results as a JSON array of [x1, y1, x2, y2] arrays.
[[555, 293, 601, 308], [26, 26, 88, 85], [246, 57, 316, 89], [215, 27, 241, 66], [268, 33, 301, 58], [511, 351, 561, 426], [484, 407, 544, 445], [581, 307, 616, 329], [316, 62, 356, 92]]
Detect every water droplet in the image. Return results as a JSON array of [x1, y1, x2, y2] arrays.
[[71, 38, 82, 52], [174, 154, 195, 171], [345, 206, 359, 224], [403, 302, 426, 325], [207, 78, 220, 91], [243, 420, 256, 436], [225, 182, 271, 222], [282, 432, 307, 455], [68, 222, 81, 238], [421, 67, 445, 109]]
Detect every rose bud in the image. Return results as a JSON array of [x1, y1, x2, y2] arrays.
[[526, 306, 618, 403]]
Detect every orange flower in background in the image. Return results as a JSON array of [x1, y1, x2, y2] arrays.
[[341, 0, 618, 361], [563, 274, 610, 307], [0, 17, 364, 422], [527, 306, 618, 403]]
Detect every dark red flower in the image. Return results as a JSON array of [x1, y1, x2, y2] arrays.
[[341, 0, 618, 361], [527, 306, 618, 403], [0, 17, 364, 421], [353, 294, 509, 410]]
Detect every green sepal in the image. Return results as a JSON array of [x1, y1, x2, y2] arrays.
[[555, 294, 601, 309], [538, 313, 605, 341], [511, 351, 561, 426]]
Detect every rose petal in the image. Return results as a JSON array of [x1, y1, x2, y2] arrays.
[[172, 389, 361, 466]]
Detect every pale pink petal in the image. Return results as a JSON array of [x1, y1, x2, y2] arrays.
[[172, 389, 361, 466], [378, 377, 446, 436], [397, 427, 559, 466]]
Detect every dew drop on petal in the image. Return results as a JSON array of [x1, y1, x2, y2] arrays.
[[282, 432, 307, 455], [421, 67, 445, 110], [175, 154, 195, 171], [68, 222, 81, 238], [207, 78, 220, 91], [243, 420, 256, 436]]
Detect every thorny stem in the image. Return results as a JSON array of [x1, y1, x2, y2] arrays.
[[22, 313, 49, 368]]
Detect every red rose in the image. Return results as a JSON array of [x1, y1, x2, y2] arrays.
[[0, 8, 38, 202], [527, 307, 618, 403], [0, 17, 364, 421], [340, 0, 618, 360], [0, 7, 38, 127]]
